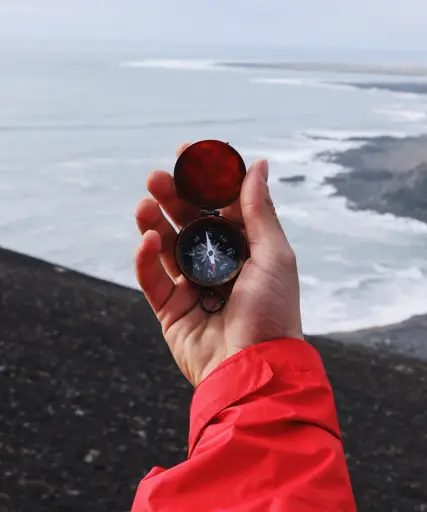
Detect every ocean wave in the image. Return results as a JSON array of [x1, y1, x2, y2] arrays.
[[392, 92, 420, 100], [247, 132, 366, 160], [241, 132, 366, 183], [245, 131, 427, 235], [374, 107, 427, 122], [301, 264, 427, 333], [336, 81, 427, 96], [299, 274, 320, 286], [276, 204, 308, 219], [252, 77, 423, 99], [57, 156, 175, 170], [250, 77, 357, 92], [335, 266, 425, 293], [61, 176, 93, 189], [120, 59, 217, 71], [218, 61, 427, 77], [327, 82, 426, 99], [303, 128, 409, 140], [276, 182, 427, 235], [121, 59, 427, 77], [0, 115, 267, 133]]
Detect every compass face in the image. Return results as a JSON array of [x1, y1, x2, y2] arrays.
[[175, 216, 248, 286]]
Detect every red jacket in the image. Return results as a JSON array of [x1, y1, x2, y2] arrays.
[[131, 338, 357, 511]]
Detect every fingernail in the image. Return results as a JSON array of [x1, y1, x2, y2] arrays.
[[260, 160, 269, 182]]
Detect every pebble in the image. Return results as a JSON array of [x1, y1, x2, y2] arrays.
[[84, 449, 101, 464]]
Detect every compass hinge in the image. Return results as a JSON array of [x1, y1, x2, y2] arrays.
[[200, 209, 220, 217]]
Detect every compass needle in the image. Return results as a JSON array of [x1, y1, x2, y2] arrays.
[[176, 217, 246, 285]]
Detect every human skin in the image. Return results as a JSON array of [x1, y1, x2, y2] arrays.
[[135, 143, 304, 387]]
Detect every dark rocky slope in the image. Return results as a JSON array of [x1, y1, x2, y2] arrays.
[[1, 248, 426, 511]]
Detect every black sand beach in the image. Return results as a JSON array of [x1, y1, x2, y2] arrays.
[[328, 314, 427, 361], [322, 134, 427, 224], [1, 247, 427, 511], [314, 133, 427, 360]]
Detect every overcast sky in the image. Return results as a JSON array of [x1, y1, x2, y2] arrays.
[[1, 0, 427, 50]]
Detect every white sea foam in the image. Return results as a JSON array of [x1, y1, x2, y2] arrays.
[[392, 92, 420, 100], [301, 264, 427, 333], [299, 275, 320, 286], [120, 59, 217, 71], [250, 76, 357, 92], [61, 176, 92, 189], [245, 133, 427, 239], [245, 130, 427, 238], [303, 128, 409, 139], [241, 132, 367, 187], [57, 156, 174, 170], [244, 125, 427, 333], [394, 266, 425, 280], [276, 192, 427, 236], [244, 132, 365, 160], [276, 204, 309, 219], [374, 107, 427, 122]]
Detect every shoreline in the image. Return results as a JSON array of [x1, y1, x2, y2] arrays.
[[220, 61, 427, 77], [1, 246, 427, 511], [334, 81, 427, 95], [315, 133, 427, 356], [325, 313, 427, 361], [320, 134, 427, 224], [315, 132, 427, 357]]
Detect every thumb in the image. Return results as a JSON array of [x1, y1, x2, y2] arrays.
[[241, 159, 289, 261]]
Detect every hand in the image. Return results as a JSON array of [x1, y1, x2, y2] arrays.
[[135, 144, 304, 387]]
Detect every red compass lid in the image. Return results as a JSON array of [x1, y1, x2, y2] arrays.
[[174, 140, 246, 210]]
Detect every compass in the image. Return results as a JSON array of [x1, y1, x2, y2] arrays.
[[173, 140, 249, 312]]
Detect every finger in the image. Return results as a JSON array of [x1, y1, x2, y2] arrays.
[[135, 230, 175, 313], [135, 197, 180, 279], [176, 142, 191, 157], [159, 277, 203, 338], [146, 142, 197, 228], [149, 168, 244, 228], [221, 198, 244, 227], [240, 159, 294, 263], [147, 170, 199, 228], [135, 231, 201, 335]]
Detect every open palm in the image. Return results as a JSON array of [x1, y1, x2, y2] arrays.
[[135, 144, 304, 387]]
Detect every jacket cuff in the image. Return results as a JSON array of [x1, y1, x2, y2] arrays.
[[188, 338, 332, 456]]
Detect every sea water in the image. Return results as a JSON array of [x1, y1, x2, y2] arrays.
[[0, 41, 426, 334]]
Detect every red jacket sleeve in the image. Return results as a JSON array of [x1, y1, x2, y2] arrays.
[[131, 338, 357, 511]]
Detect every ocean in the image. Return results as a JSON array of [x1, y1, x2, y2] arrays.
[[1, 41, 426, 334]]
